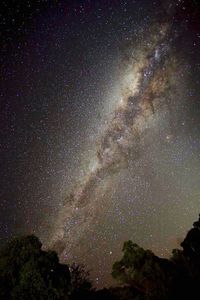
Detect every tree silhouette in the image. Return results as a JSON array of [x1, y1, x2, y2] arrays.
[[2, 214, 200, 299], [69, 263, 93, 299], [170, 214, 200, 299], [0, 235, 70, 299], [112, 214, 200, 300], [112, 241, 174, 299]]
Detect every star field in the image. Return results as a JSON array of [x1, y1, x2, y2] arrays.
[[1, 0, 200, 287]]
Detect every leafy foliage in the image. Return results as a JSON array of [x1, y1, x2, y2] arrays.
[[2, 214, 200, 300], [112, 214, 200, 300], [0, 235, 70, 299], [112, 241, 173, 299]]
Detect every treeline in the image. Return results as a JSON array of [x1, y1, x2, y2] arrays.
[[1, 215, 200, 299]]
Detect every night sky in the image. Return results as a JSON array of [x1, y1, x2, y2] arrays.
[[1, 0, 200, 287]]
